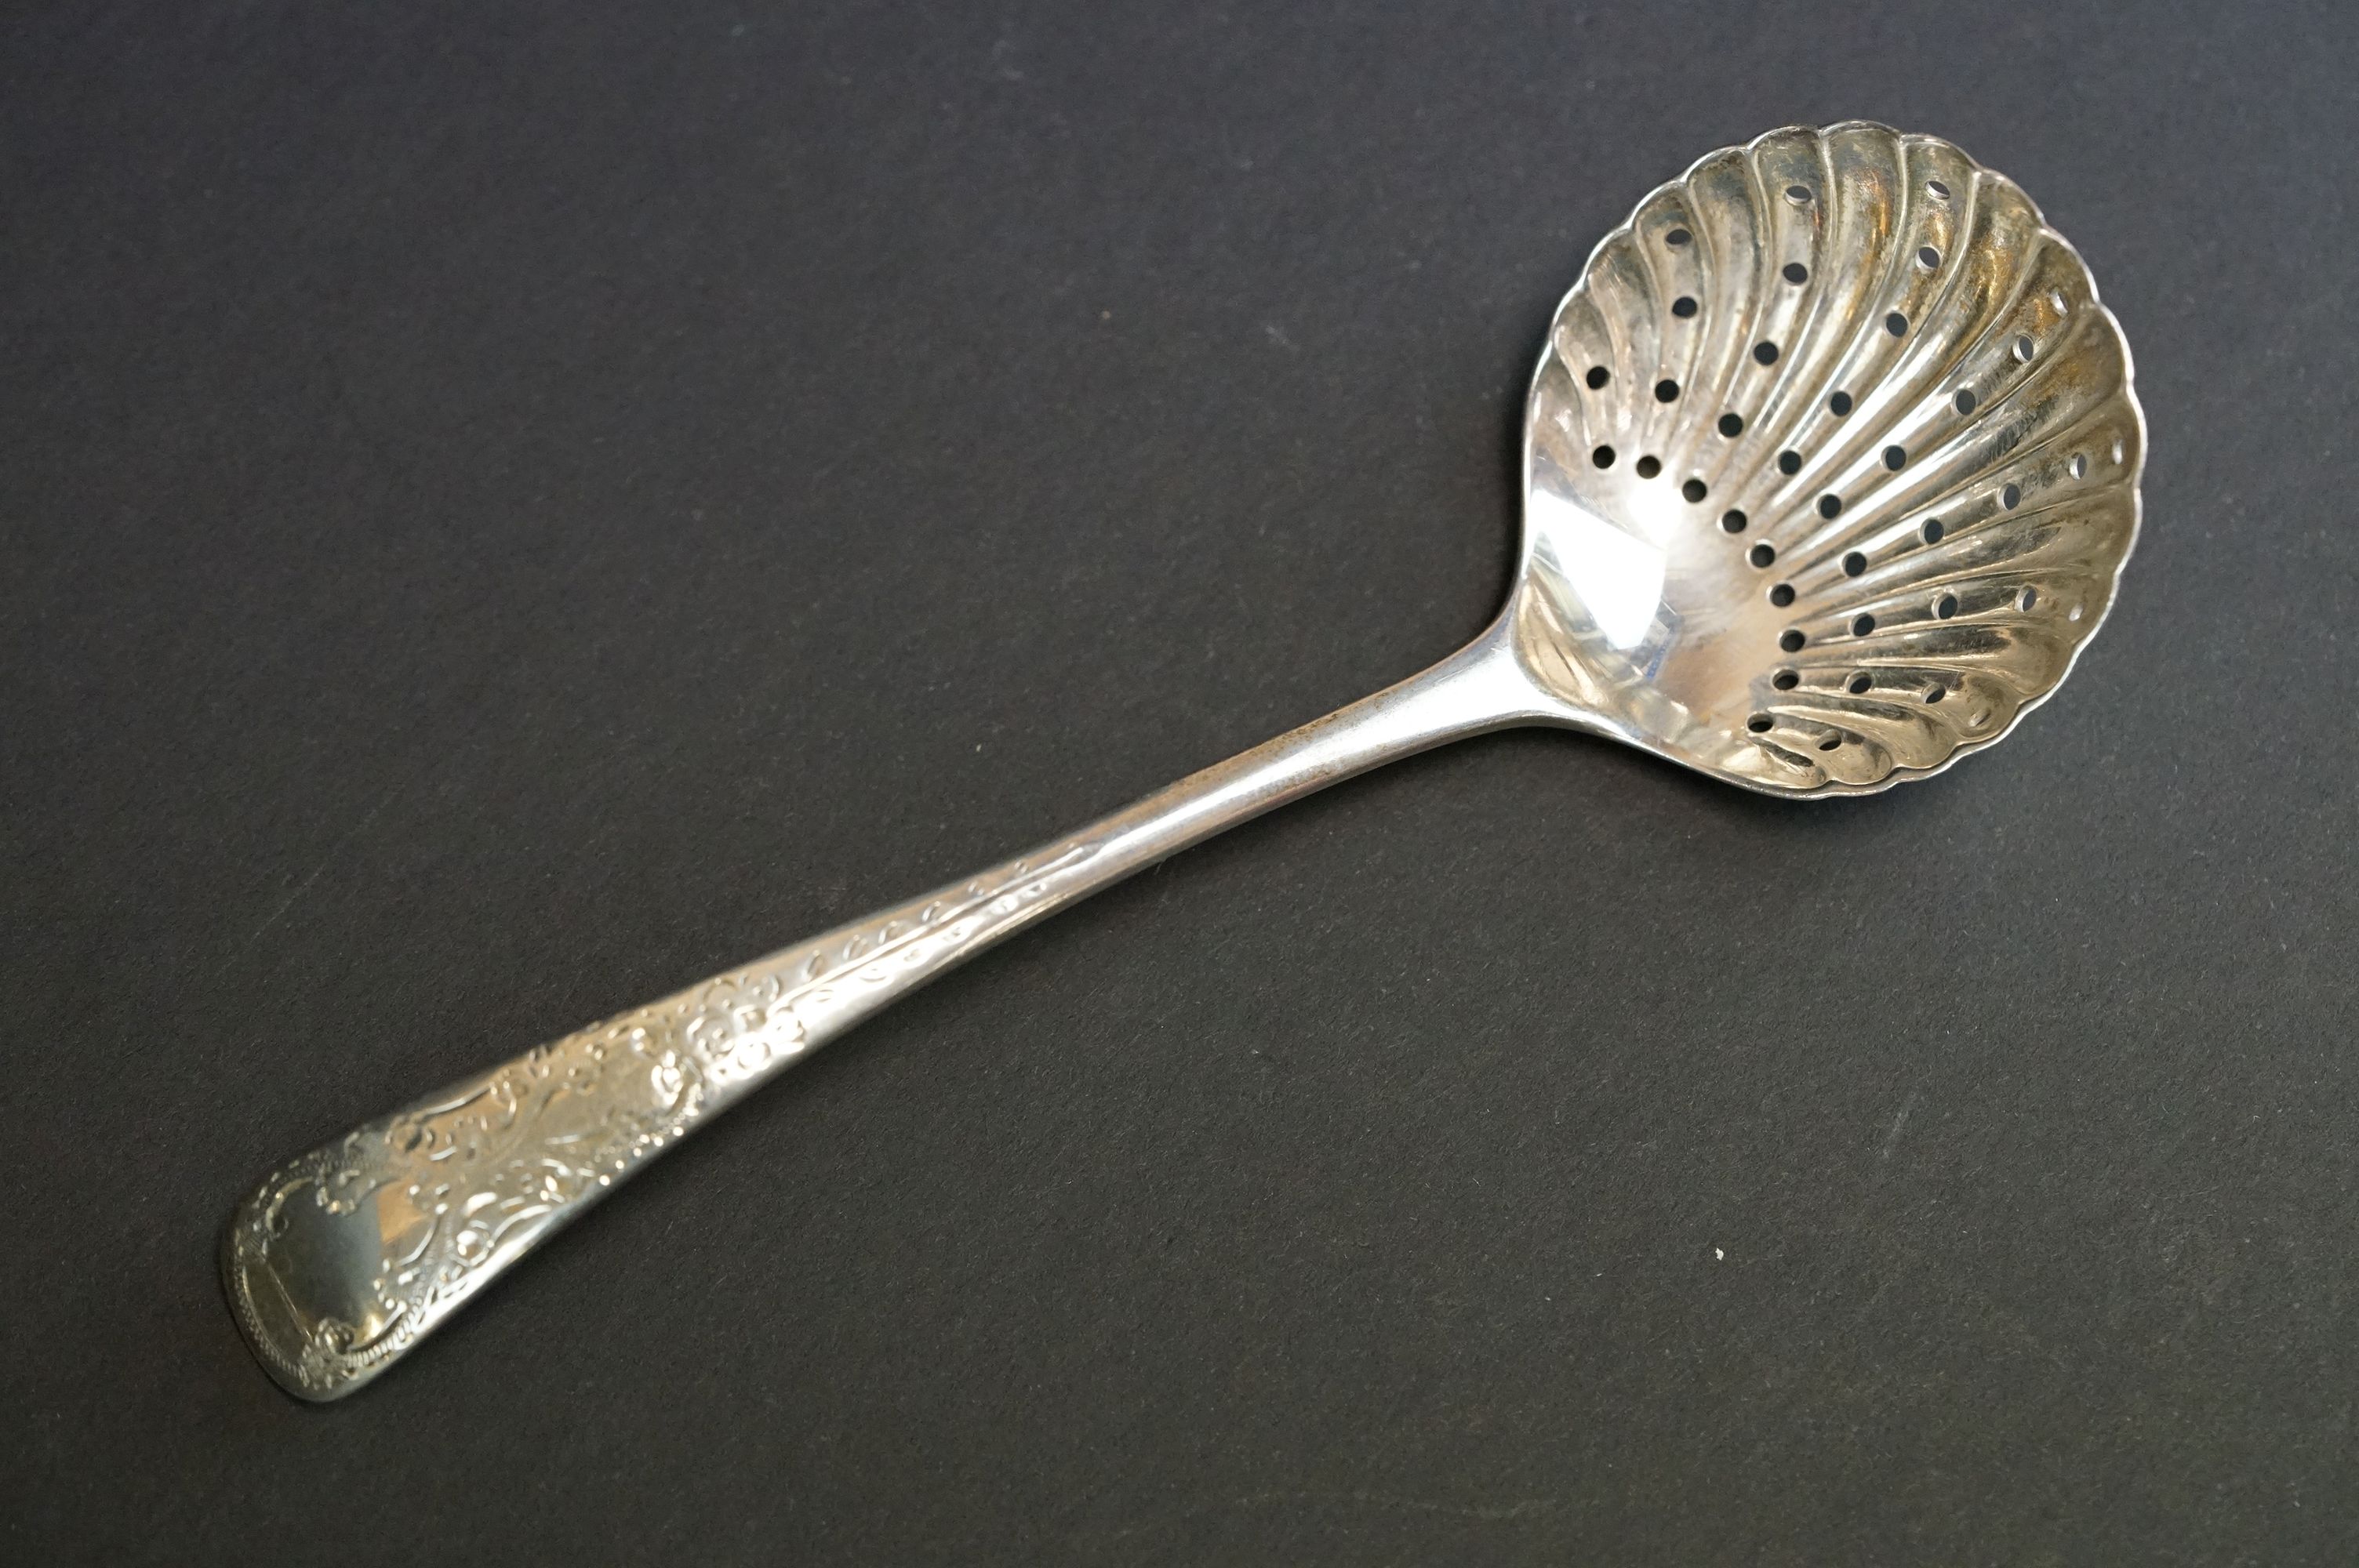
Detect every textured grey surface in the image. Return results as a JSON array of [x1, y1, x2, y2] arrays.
[[5, 2, 2356, 1563]]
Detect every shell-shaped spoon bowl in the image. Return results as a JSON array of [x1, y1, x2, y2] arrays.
[[1517, 121, 2143, 794]]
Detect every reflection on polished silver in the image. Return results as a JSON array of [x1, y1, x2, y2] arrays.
[[224, 124, 2143, 1399]]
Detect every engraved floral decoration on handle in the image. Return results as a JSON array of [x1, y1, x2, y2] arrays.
[[222, 841, 1098, 1399]]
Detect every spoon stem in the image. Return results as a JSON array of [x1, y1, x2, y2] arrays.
[[224, 614, 1558, 1399]]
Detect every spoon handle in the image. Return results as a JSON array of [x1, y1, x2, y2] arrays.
[[224, 619, 1554, 1399]]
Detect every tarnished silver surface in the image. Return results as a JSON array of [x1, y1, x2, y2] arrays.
[[224, 123, 2143, 1400]]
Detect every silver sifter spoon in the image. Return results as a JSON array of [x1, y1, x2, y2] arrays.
[[224, 123, 2143, 1399]]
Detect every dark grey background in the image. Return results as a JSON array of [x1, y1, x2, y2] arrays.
[[5, 2, 2354, 1563]]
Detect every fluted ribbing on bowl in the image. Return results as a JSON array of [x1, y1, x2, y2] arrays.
[[1526, 122, 2143, 793]]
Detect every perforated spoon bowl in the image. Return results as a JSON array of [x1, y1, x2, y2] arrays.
[[225, 122, 2142, 1399]]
